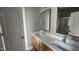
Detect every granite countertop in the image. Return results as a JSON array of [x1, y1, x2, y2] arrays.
[[32, 31, 79, 51]]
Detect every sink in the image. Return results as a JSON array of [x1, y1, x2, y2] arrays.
[[34, 31, 55, 43], [51, 40, 74, 51], [34, 31, 45, 36]]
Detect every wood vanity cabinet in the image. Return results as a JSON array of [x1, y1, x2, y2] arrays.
[[32, 35, 40, 51], [32, 34, 53, 51], [40, 42, 53, 51]]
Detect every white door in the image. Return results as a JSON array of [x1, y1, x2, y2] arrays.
[[4, 8, 26, 51]]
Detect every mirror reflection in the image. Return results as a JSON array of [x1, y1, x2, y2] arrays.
[[56, 7, 79, 37], [40, 9, 51, 31]]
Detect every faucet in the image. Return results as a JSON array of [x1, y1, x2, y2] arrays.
[[40, 28, 48, 34], [63, 35, 67, 43]]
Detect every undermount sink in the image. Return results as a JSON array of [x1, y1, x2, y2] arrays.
[[34, 31, 54, 43], [51, 40, 74, 51]]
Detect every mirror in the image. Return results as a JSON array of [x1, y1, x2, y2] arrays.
[[56, 7, 79, 37], [40, 9, 51, 31], [56, 7, 70, 35], [69, 11, 79, 37]]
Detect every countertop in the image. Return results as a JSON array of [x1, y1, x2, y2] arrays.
[[32, 31, 79, 51]]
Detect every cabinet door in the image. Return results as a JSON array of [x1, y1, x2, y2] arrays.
[[40, 42, 53, 51], [40, 42, 46, 51], [32, 36, 36, 50], [32, 35, 40, 51], [32, 35, 53, 51], [36, 38, 40, 51], [45, 45, 53, 51]]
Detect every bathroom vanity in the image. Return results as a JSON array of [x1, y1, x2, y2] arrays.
[[32, 31, 64, 51], [32, 7, 79, 51], [32, 31, 79, 51], [32, 33, 53, 51]]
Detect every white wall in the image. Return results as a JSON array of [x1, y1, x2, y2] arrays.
[[25, 7, 40, 50], [51, 7, 57, 33]]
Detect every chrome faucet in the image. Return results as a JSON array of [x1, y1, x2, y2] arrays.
[[40, 28, 48, 34], [63, 35, 67, 43]]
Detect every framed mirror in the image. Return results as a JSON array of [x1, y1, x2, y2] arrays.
[[56, 7, 70, 35], [40, 9, 51, 31], [56, 7, 79, 37]]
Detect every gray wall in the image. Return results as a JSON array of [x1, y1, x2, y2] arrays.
[[25, 7, 40, 49]]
